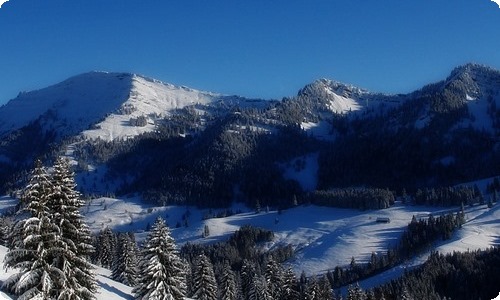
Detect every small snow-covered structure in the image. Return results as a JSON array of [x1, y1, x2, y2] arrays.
[[376, 217, 391, 223]]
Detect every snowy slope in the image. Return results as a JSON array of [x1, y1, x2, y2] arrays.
[[1, 194, 499, 298], [50, 195, 500, 277], [298, 78, 403, 139], [0, 71, 222, 141], [0, 72, 132, 137], [82, 75, 219, 141]]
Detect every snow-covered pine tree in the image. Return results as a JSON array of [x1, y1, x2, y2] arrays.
[[219, 262, 237, 300], [282, 267, 300, 300], [264, 257, 284, 299], [317, 274, 333, 300], [346, 283, 366, 300], [191, 254, 218, 300], [248, 275, 271, 300], [304, 276, 320, 300], [111, 232, 139, 286], [240, 260, 256, 300], [96, 226, 117, 268], [3, 159, 62, 299], [133, 217, 186, 300], [46, 156, 97, 299]]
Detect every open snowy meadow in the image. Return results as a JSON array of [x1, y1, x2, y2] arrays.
[[0, 193, 499, 299]]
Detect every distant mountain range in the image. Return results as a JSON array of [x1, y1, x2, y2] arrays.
[[1, 63, 499, 207]]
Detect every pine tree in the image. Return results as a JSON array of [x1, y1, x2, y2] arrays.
[[3, 205, 61, 299], [346, 283, 366, 300], [96, 227, 117, 268], [317, 274, 333, 300], [240, 260, 256, 300], [48, 157, 97, 299], [282, 267, 300, 300], [219, 262, 237, 300], [248, 275, 271, 300], [112, 232, 139, 286], [133, 217, 186, 300], [264, 257, 283, 299], [2, 159, 97, 299], [2, 160, 57, 298], [192, 254, 218, 300], [304, 276, 320, 300]]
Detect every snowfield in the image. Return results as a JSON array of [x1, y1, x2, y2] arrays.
[[0, 194, 499, 299], [82, 75, 219, 141]]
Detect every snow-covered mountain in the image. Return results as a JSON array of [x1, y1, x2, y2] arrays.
[[297, 78, 402, 115], [1, 64, 500, 206], [0, 72, 225, 141]]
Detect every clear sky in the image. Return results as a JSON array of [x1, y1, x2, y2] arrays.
[[0, 0, 499, 105]]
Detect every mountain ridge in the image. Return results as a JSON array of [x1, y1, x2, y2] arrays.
[[0, 64, 499, 206]]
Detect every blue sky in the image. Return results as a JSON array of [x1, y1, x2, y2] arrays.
[[0, 0, 499, 105]]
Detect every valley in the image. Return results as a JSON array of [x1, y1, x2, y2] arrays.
[[0, 63, 499, 299]]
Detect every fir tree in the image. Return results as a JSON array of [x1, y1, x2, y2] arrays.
[[346, 283, 366, 300], [264, 257, 283, 299], [96, 227, 117, 268], [3, 159, 59, 299], [134, 217, 186, 300], [248, 275, 271, 300], [282, 267, 300, 300], [48, 157, 97, 299], [112, 232, 139, 286], [304, 276, 321, 300], [317, 274, 333, 300], [191, 254, 218, 300], [240, 260, 256, 300], [4, 159, 97, 299], [219, 262, 237, 300], [3, 207, 61, 299]]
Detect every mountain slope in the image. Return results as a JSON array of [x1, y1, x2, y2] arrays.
[[0, 71, 224, 141], [1, 64, 500, 207], [0, 72, 133, 137]]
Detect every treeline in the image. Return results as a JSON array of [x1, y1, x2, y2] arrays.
[[414, 186, 477, 206], [374, 248, 500, 300], [91, 223, 302, 300], [399, 211, 465, 256], [307, 188, 395, 210], [180, 225, 293, 272], [303, 211, 466, 292]]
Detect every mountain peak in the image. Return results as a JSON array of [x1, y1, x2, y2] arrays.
[[299, 78, 371, 99], [447, 63, 500, 84]]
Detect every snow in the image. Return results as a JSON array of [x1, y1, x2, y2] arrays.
[[72, 195, 500, 277], [300, 121, 334, 141], [324, 87, 362, 114], [357, 202, 500, 291], [282, 153, 319, 191], [1, 192, 500, 298], [0, 72, 132, 137], [82, 75, 219, 141], [0, 244, 135, 299]]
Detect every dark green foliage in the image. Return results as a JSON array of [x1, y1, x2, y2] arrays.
[[414, 186, 476, 206], [219, 262, 237, 300], [134, 217, 187, 300], [308, 188, 395, 210], [3, 158, 97, 300], [191, 254, 218, 300], [111, 232, 139, 286], [376, 248, 500, 300], [181, 225, 283, 270], [95, 227, 117, 268]]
